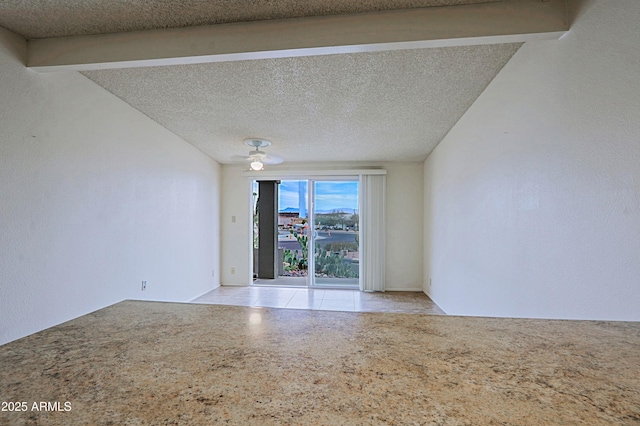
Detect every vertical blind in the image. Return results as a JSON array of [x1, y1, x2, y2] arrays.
[[359, 173, 386, 292]]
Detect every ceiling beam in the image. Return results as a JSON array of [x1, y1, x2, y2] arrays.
[[28, 0, 568, 72]]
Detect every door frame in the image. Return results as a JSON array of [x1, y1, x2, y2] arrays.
[[250, 175, 360, 289], [307, 177, 360, 289]]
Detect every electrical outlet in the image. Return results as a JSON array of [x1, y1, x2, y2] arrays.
[[231, 267, 236, 274], [141, 280, 147, 291], [231, 215, 236, 223], [212, 269, 215, 277]]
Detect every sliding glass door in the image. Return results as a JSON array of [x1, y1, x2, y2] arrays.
[[276, 178, 359, 288]]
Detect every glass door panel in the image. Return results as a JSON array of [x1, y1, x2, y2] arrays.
[[277, 180, 309, 286], [311, 180, 359, 288]]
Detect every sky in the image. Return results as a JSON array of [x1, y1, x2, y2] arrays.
[[278, 180, 358, 214]]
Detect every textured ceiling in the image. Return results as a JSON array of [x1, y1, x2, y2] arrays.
[[82, 43, 521, 164], [0, 0, 499, 39]]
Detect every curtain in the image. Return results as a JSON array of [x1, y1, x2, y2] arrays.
[[359, 174, 386, 292]]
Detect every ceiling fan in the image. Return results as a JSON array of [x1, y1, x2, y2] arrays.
[[238, 138, 284, 170]]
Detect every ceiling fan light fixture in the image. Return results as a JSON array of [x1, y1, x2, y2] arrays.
[[250, 159, 264, 171], [239, 138, 282, 170]]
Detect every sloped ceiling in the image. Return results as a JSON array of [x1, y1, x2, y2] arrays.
[[81, 44, 520, 163], [0, 0, 523, 164]]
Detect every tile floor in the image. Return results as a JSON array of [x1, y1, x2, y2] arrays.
[[253, 276, 359, 289], [191, 286, 445, 314]]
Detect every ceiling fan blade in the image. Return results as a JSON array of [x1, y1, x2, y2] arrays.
[[262, 154, 284, 165], [229, 155, 251, 163]]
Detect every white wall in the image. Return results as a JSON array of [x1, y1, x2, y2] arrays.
[[423, 0, 640, 320], [384, 163, 424, 291], [221, 162, 424, 290], [220, 165, 253, 286], [0, 29, 221, 345]]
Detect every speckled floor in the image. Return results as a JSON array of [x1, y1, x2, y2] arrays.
[[1, 301, 639, 425]]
